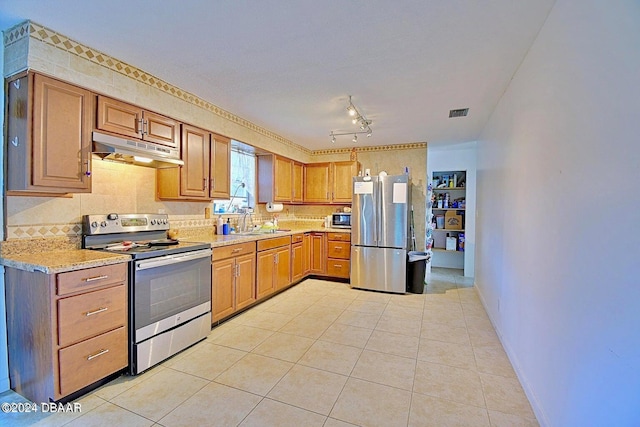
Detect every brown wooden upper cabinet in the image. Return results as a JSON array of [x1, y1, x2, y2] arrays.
[[210, 134, 231, 199], [157, 126, 230, 201], [6, 72, 93, 195], [257, 154, 303, 204], [304, 161, 360, 204], [292, 161, 304, 203], [96, 96, 179, 149]]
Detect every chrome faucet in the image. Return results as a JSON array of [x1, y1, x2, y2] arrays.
[[238, 207, 254, 233]]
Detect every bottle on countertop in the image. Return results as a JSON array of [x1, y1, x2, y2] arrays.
[[216, 216, 224, 235]]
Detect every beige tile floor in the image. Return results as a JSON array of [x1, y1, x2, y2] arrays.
[[1, 268, 538, 426]]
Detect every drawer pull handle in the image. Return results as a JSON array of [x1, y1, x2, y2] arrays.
[[87, 348, 109, 361], [231, 248, 242, 253], [86, 307, 108, 316], [334, 246, 343, 250], [334, 264, 343, 268], [83, 275, 109, 282]]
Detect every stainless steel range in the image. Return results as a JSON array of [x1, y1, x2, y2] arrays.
[[82, 213, 212, 374]]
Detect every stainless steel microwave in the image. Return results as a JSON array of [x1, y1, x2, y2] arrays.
[[331, 212, 351, 228]]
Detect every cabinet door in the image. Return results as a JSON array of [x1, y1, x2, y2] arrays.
[[274, 246, 291, 290], [212, 258, 235, 322], [180, 124, 211, 199], [332, 161, 359, 203], [210, 134, 231, 199], [303, 233, 311, 275], [274, 156, 292, 202], [292, 161, 304, 203], [304, 163, 331, 203], [256, 250, 275, 299], [28, 74, 93, 192], [97, 96, 141, 139], [235, 253, 256, 311], [291, 243, 304, 282], [310, 233, 326, 274], [143, 110, 179, 148]]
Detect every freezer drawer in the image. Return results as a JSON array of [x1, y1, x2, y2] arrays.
[[350, 246, 406, 294]]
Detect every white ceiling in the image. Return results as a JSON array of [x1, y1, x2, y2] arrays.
[[0, 0, 555, 151]]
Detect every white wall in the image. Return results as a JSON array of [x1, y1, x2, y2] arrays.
[[427, 142, 476, 277], [475, 1, 640, 426]]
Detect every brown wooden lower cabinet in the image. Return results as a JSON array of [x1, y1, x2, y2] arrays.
[[309, 232, 327, 274], [256, 236, 292, 299], [291, 234, 304, 282], [5, 263, 128, 403], [212, 242, 256, 322], [326, 232, 351, 279]]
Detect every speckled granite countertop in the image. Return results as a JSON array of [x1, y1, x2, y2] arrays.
[[0, 250, 131, 274], [0, 228, 350, 273], [192, 227, 351, 248]]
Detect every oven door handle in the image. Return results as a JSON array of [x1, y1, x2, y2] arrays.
[[136, 248, 212, 271]]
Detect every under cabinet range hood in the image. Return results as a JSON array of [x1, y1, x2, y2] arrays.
[[92, 131, 184, 168]]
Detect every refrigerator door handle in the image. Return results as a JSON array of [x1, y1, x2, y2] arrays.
[[375, 179, 382, 245]]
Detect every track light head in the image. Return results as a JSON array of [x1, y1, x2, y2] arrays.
[[331, 95, 373, 143]]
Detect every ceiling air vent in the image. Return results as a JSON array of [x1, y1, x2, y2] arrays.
[[449, 108, 469, 118]]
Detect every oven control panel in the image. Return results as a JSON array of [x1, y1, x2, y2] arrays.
[[83, 213, 169, 235]]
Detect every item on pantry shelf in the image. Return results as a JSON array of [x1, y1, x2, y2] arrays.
[[458, 233, 465, 251], [445, 210, 463, 230], [446, 235, 457, 251], [435, 215, 445, 229]]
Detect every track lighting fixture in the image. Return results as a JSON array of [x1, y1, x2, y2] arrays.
[[330, 95, 373, 143]]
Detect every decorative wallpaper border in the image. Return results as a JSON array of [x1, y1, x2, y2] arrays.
[[3, 21, 29, 47], [312, 142, 427, 156], [4, 20, 311, 155]]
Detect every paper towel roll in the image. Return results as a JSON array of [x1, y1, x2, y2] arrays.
[[266, 202, 284, 212]]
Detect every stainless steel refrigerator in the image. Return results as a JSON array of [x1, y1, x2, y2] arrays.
[[351, 174, 411, 294]]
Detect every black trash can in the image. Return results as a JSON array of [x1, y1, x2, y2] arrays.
[[406, 251, 429, 294]]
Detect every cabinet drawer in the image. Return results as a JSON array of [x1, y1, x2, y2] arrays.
[[58, 285, 127, 347], [212, 241, 256, 261], [327, 259, 350, 278], [291, 233, 304, 244], [327, 241, 350, 259], [57, 263, 127, 296], [257, 235, 291, 251], [327, 233, 350, 242], [58, 326, 127, 397]]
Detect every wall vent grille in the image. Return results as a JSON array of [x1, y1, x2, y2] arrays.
[[449, 108, 469, 118]]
